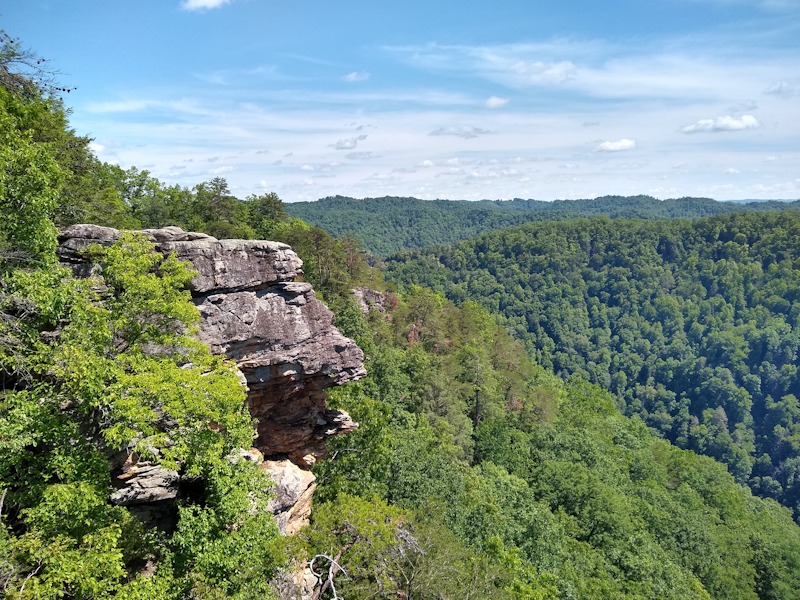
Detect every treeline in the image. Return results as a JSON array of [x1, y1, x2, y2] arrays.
[[68, 170, 377, 301], [385, 213, 800, 515], [286, 194, 800, 257]]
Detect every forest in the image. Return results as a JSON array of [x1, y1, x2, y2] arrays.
[[286, 195, 800, 257], [3, 29, 800, 599], [384, 214, 800, 516]]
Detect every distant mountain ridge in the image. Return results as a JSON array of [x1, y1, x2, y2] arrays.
[[286, 194, 800, 257]]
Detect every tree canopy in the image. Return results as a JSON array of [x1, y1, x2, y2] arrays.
[[386, 213, 800, 516]]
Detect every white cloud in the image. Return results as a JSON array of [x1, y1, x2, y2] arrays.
[[486, 96, 509, 109], [89, 142, 105, 154], [729, 100, 758, 112], [725, 168, 741, 174], [331, 135, 368, 150], [77, 62, 799, 203], [180, 0, 233, 10], [344, 71, 371, 82], [680, 114, 760, 133], [384, 38, 796, 105], [429, 126, 491, 138], [384, 42, 590, 89], [596, 138, 637, 152], [86, 98, 210, 116], [301, 164, 315, 171]]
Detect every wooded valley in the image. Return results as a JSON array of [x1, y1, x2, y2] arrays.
[[3, 30, 800, 599]]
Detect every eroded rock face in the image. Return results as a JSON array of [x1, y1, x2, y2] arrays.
[[263, 459, 317, 535], [109, 454, 180, 507], [57, 225, 366, 525], [196, 282, 363, 465]]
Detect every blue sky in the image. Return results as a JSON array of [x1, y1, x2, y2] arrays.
[[4, 0, 799, 202]]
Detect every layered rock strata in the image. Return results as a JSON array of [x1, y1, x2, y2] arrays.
[[58, 225, 366, 532]]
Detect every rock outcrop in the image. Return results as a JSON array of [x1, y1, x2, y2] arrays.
[[58, 225, 366, 530], [352, 287, 393, 316], [263, 459, 317, 535]]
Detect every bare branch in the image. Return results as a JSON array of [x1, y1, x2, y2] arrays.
[[309, 553, 348, 600], [0, 29, 74, 99]]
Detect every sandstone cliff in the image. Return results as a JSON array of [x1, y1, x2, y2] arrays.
[[58, 224, 366, 533]]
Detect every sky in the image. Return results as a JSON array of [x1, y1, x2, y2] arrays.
[[4, 0, 800, 202]]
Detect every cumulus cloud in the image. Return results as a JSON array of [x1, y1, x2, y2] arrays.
[[764, 80, 798, 98], [429, 126, 491, 139], [595, 138, 637, 152], [725, 168, 741, 174], [680, 114, 760, 133], [344, 71, 371, 82], [331, 134, 368, 150], [181, 0, 233, 10], [485, 96, 509, 109]]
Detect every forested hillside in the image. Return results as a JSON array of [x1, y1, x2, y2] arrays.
[[385, 213, 800, 515], [315, 287, 800, 599], [286, 195, 800, 257]]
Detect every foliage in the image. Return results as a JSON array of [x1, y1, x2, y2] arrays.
[[0, 86, 63, 265], [6, 27, 800, 599]]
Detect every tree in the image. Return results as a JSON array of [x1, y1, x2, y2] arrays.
[[245, 191, 287, 239], [0, 86, 63, 266]]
